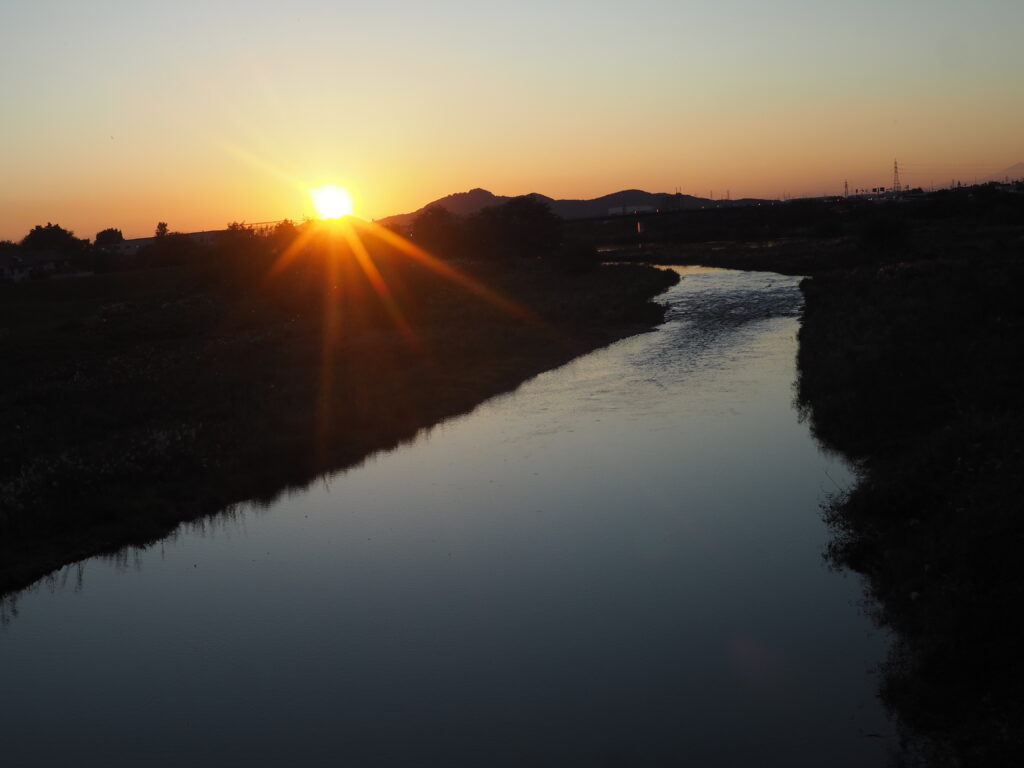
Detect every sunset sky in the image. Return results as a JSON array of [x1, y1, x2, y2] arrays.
[[2, 0, 1022, 241]]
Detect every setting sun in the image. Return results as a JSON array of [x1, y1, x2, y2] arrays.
[[310, 185, 354, 219]]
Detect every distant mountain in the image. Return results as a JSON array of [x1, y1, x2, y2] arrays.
[[986, 162, 1024, 182], [411, 188, 512, 218], [377, 188, 770, 229], [542, 189, 712, 219]]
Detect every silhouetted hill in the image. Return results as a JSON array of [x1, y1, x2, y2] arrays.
[[421, 188, 512, 217], [379, 188, 772, 229], [986, 162, 1024, 182], [544, 190, 706, 219]]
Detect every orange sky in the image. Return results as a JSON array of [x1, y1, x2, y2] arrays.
[[2, 0, 1022, 241]]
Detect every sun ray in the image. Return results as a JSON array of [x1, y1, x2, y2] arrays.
[[314, 227, 345, 466], [352, 218, 537, 323], [337, 219, 417, 345], [220, 141, 311, 194], [263, 221, 321, 279]]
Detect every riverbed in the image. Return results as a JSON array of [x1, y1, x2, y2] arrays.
[[0, 267, 892, 766]]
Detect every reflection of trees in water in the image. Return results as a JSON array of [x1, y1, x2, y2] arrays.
[[797, 259, 1024, 767], [0, 502, 255, 622], [1, 560, 87, 627], [820, 424, 1024, 767]]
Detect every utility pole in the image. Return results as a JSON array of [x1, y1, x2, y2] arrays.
[[844, 179, 849, 197]]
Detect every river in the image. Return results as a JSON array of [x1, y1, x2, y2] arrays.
[[0, 267, 892, 766]]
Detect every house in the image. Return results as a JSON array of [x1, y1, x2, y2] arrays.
[[102, 230, 226, 257], [0, 250, 72, 282]]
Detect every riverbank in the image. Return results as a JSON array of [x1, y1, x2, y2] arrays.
[[602, 220, 1024, 277], [0, 244, 678, 597], [794, 234, 1024, 764], [608, 209, 1024, 763]]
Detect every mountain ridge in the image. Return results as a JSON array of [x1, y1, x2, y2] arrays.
[[986, 162, 1024, 182], [377, 188, 771, 229]]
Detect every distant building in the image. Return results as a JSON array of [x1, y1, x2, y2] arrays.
[[0, 250, 72, 282], [187, 230, 223, 248], [104, 237, 154, 257], [103, 229, 226, 257]]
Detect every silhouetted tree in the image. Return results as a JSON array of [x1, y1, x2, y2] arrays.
[[204, 222, 278, 287], [467, 196, 562, 259], [555, 240, 600, 273], [20, 223, 87, 253], [155, 222, 169, 239], [217, 222, 260, 251], [267, 220, 304, 257], [380, 220, 408, 237], [270, 219, 298, 243], [411, 205, 463, 257], [94, 228, 124, 248], [137, 232, 203, 268]]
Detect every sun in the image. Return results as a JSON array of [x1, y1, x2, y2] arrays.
[[310, 184, 354, 219]]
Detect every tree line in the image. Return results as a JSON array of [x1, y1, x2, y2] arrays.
[[1, 195, 599, 280]]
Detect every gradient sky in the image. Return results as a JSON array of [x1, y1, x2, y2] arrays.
[[2, 0, 1022, 241]]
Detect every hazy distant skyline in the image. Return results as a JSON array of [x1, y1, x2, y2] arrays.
[[2, 0, 1022, 240]]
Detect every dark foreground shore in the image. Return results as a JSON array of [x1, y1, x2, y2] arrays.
[[0, 242, 678, 597], [795, 246, 1024, 766]]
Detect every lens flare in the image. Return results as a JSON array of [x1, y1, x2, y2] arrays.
[[310, 185, 354, 219]]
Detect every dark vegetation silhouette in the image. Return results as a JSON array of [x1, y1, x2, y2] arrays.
[[409, 196, 599, 275], [20, 222, 88, 254], [593, 182, 1024, 275], [94, 227, 124, 247], [136, 228, 202, 268], [0, 209, 677, 595], [4, 222, 91, 274], [791, 202, 1024, 765], [410, 205, 462, 255], [410, 196, 562, 260]]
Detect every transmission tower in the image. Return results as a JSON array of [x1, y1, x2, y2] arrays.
[[893, 160, 902, 194]]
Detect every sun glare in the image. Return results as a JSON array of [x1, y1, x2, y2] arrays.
[[310, 184, 354, 219]]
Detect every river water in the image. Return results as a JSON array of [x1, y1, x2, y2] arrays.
[[0, 267, 892, 766]]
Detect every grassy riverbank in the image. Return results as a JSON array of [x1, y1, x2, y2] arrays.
[[795, 233, 1024, 765], [0, 231, 677, 596], [607, 198, 1024, 764]]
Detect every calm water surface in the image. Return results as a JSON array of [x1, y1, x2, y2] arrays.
[[1, 268, 892, 766]]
